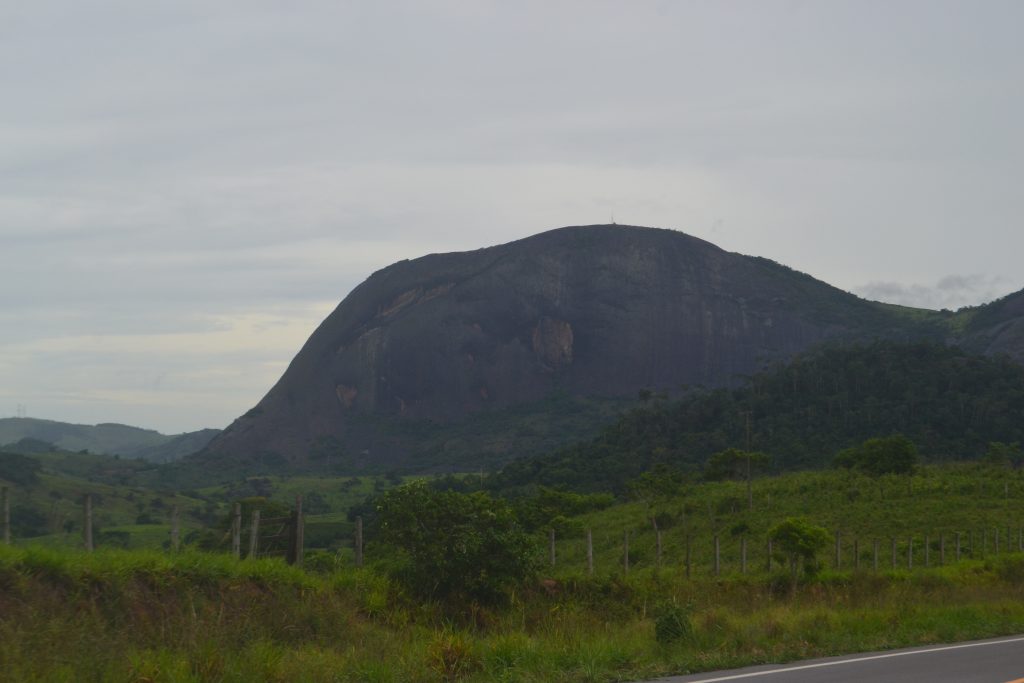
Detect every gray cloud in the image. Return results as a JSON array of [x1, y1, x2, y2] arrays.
[[856, 275, 1016, 311], [2, 0, 1024, 431]]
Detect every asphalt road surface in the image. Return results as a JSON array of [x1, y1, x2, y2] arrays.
[[641, 635, 1024, 682]]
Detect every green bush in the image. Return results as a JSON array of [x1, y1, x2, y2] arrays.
[[376, 482, 540, 605], [0, 452, 41, 486], [654, 602, 693, 645], [769, 517, 831, 576], [835, 434, 918, 476]]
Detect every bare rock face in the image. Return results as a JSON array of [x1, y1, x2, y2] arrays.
[[532, 317, 573, 370], [197, 224, 1023, 471], [960, 289, 1024, 360]]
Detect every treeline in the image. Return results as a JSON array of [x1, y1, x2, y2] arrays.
[[489, 341, 1024, 495]]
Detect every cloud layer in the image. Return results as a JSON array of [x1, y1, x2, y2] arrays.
[[2, 1, 1023, 431]]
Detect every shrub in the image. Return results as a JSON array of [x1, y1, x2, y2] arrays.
[[427, 629, 480, 681], [654, 602, 693, 645], [769, 517, 831, 576], [834, 434, 918, 476], [376, 482, 540, 605], [0, 452, 41, 486]]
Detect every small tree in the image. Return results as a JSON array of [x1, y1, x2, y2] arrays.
[[833, 434, 919, 493], [376, 482, 540, 605], [769, 517, 830, 577], [704, 448, 770, 510], [983, 441, 1021, 469], [628, 463, 685, 529]]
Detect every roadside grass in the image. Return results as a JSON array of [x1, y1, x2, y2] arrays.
[[4, 544, 1024, 682]]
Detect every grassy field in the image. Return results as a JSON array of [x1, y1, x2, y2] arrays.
[[7, 457, 1024, 680], [4, 544, 1024, 682], [8, 457, 1024, 568], [543, 464, 1024, 579], [1, 448, 399, 552]]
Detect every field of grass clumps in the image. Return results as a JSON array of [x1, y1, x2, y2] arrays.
[[5, 544, 1024, 682], [7, 451, 1024, 681], [543, 462, 1024, 579]]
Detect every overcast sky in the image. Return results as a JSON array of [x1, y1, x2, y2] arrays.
[[2, 1, 1022, 434]]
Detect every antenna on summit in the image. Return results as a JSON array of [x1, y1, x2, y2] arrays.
[[610, 213, 616, 225]]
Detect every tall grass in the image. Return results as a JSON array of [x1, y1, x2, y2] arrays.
[[4, 544, 1024, 681]]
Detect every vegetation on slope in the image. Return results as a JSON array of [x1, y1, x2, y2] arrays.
[[6, 454, 1024, 680], [0, 417, 219, 462], [490, 341, 1024, 494]]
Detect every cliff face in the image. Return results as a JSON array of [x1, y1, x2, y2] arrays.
[[196, 225, 1022, 472], [960, 289, 1024, 360]]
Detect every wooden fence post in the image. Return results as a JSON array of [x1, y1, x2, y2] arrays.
[[2, 487, 9, 545], [656, 529, 663, 569], [766, 537, 772, 572], [355, 515, 363, 568], [248, 510, 260, 559], [685, 535, 692, 579], [84, 494, 93, 552], [170, 505, 180, 552], [586, 528, 594, 576], [294, 495, 304, 568], [741, 536, 747, 574], [231, 502, 241, 560], [713, 534, 720, 577], [623, 531, 629, 575], [549, 529, 556, 567]]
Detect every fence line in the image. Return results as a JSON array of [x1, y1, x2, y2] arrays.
[[537, 523, 1024, 579], [83, 493, 93, 552], [2, 486, 9, 545], [3, 487, 1024, 577]]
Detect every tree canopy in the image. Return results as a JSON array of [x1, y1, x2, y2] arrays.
[[489, 341, 1024, 495], [375, 482, 540, 605], [834, 435, 919, 476]]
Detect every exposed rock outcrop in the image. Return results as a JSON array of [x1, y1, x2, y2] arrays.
[[196, 224, 1023, 472]]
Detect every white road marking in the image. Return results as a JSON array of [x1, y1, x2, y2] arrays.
[[678, 635, 1024, 682]]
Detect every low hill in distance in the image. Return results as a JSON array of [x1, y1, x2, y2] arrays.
[[194, 224, 1024, 479], [0, 417, 219, 463]]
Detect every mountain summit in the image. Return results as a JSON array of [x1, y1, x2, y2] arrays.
[[196, 224, 1023, 474]]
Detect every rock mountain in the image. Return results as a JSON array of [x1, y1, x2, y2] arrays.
[[194, 225, 1024, 475]]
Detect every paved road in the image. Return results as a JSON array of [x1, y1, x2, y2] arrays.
[[641, 635, 1024, 683]]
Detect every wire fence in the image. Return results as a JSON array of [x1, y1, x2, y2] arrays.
[[3, 485, 1022, 578]]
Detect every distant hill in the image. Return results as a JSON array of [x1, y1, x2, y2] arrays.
[[0, 418, 219, 463], [488, 341, 1024, 494], [193, 224, 1024, 476]]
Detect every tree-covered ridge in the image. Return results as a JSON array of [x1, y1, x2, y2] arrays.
[[489, 341, 1024, 494]]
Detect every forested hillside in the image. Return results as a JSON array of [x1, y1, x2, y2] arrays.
[[490, 342, 1024, 494]]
